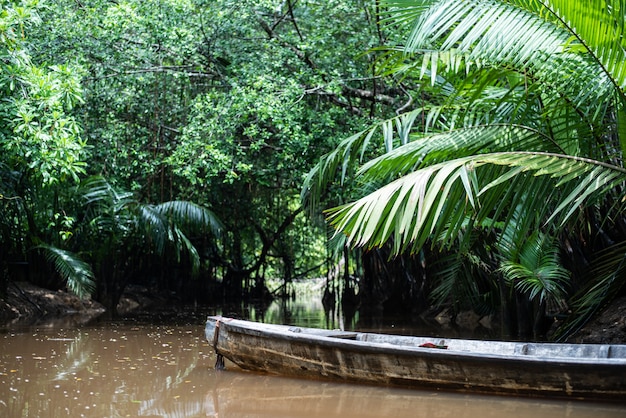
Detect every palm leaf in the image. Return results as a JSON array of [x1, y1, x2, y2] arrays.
[[429, 251, 470, 310], [36, 244, 95, 298], [379, 0, 435, 26], [79, 176, 136, 237], [137, 201, 220, 276], [138, 204, 171, 255], [384, 0, 614, 119], [327, 152, 626, 255], [172, 225, 201, 275], [357, 124, 561, 182], [80, 175, 134, 207], [498, 231, 569, 305], [429, 229, 498, 313], [552, 240, 626, 341], [302, 108, 426, 211], [155, 200, 222, 235], [541, 0, 626, 94]]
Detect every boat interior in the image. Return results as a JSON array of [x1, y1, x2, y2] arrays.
[[286, 326, 626, 359]]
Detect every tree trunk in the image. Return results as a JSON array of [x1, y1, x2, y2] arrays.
[[359, 246, 428, 317]]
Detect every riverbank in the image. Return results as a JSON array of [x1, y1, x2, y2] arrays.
[[566, 294, 626, 344], [0, 282, 171, 328], [1, 281, 625, 343], [0, 281, 106, 328]]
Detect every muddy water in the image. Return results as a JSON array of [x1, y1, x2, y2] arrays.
[[1, 321, 625, 418]]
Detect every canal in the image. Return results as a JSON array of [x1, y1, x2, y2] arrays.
[[1, 297, 625, 417]]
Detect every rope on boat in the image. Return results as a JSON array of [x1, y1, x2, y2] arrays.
[[212, 319, 225, 370]]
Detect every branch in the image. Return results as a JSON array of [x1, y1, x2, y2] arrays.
[[256, 12, 397, 115], [243, 206, 305, 275], [89, 65, 217, 81], [256, 14, 316, 70], [395, 83, 413, 115], [342, 85, 396, 105], [287, 0, 304, 42]]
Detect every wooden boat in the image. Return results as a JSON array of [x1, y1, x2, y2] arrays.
[[205, 316, 626, 401]]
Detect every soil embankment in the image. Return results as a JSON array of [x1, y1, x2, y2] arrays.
[[0, 281, 105, 327], [566, 295, 626, 344]]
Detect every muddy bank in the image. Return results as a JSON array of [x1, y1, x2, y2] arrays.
[[0, 281, 106, 328], [566, 295, 626, 344], [0, 282, 169, 329]]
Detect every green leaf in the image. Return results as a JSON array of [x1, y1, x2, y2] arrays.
[[36, 245, 95, 298], [327, 152, 626, 254]]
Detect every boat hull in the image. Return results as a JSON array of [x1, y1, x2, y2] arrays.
[[205, 316, 626, 401]]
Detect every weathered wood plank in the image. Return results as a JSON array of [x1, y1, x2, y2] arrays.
[[205, 316, 626, 401]]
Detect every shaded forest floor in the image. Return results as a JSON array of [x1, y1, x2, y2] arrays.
[[1, 281, 625, 343], [566, 295, 626, 344]]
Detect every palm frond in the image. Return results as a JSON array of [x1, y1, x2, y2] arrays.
[[137, 201, 219, 275], [430, 251, 482, 309], [78, 176, 136, 237], [552, 240, 626, 341], [540, 0, 626, 94], [327, 152, 626, 255], [36, 244, 95, 298], [302, 108, 426, 211], [379, 0, 436, 26], [385, 0, 614, 119], [357, 124, 560, 182], [79, 175, 134, 207], [498, 231, 569, 304], [172, 225, 201, 276], [138, 204, 170, 255], [155, 200, 222, 235], [429, 251, 467, 309]]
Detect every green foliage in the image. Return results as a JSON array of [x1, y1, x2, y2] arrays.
[[308, 0, 626, 336], [25, 0, 387, 292], [36, 244, 95, 298], [327, 152, 625, 254], [1, 0, 485, 306], [0, 1, 88, 186], [497, 231, 569, 305], [77, 176, 221, 267], [72, 176, 221, 309], [169, 78, 311, 186], [1, 0, 622, 327], [138, 200, 223, 274], [552, 241, 626, 340], [0, 0, 92, 296]]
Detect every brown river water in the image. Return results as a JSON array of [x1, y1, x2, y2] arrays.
[[1, 298, 626, 417]]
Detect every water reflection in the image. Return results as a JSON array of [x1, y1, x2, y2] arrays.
[[258, 295, 497, 339], [193, 372, 626, 418], [2, 322, 625, 418]]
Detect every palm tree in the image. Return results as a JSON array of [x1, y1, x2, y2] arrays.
[[0, 158, 97, 300], [72, 176, 222, 315], [303, 0, 626, 338]]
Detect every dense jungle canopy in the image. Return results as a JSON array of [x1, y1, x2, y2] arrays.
[[1, 0, 626, 340]]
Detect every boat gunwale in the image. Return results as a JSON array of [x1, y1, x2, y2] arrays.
[[207, 316, 626, 366]]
